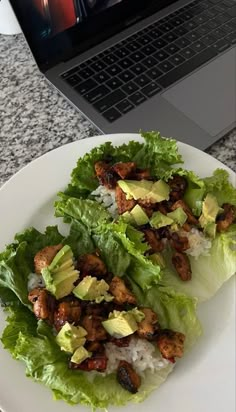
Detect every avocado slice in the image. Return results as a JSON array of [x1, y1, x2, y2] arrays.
[[102, 310, 138, 338], [121, 211, 136, 225], [56, 322, 87, 353], [150, 211, 174, 229], [199, 194, 223, 236], [71, 346, 92, 364], [167, 208, 188, 226], [147, 180, 170, 202], [118, 180, 152, 200], [42, 245, 79, 300], [131, 205, 149, 225], [73, 276, 113, 303]]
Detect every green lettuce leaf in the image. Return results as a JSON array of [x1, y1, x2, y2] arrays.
[[203, 168, 236, 206], [160, 225, 236, 302]]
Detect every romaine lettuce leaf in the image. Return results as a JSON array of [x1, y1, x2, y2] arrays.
[[203, 168, 236, 206], [160, 225, 236, 302]]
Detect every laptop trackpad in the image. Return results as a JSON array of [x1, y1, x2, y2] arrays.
[[163, 48, 236, 136]]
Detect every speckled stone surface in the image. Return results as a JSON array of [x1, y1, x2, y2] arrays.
[[0, 34, 235, 188]]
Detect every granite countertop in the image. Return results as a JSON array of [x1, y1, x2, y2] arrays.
[[0, 34, 236, 187]]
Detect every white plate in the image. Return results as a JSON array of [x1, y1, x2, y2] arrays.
[[0, 134, 235, 412]]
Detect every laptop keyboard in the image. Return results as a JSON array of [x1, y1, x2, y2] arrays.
[[61, 0, 236, 123]]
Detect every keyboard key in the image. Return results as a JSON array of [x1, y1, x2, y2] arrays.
[[152, 38, 168, 49], [103, 107, 122, 122], [192, 13, 209, 24], [130, 51, 145, 62], [158, 60, 175, 73], [146, 67, 163, 79], [205, 19, 219, 29], [122, 81, 139, 95], [115, 47, 129, 59], [129, 91, 147, 106], [213, 13, 231, 24], [184, 31, 199, 42], [201, 34, 218, 46], [135, 74, 151, 87], [141, 82, 162, 98], [170, 16, 184, 26], [106, 64, 121, 76], [173, 26, 188, 36], [175, 37, 191, 48], [130, 63, 146, 75], [103, 54, 116, 65], [139, 34, 152, 44], [65, 74, 81, 87], [94, 71, 110, 83], [180, 47, 196, 59], [225, 32, 236, 44], [211, 28, 228, 39], [116, 99, 134, 114], [75, 78, 98, 94], [158, 48, 217, 88], [162, 32, 178, 43], [165, 44, 180, 55], [212, 38, 231, 52], [141, 45, 156, 55], [195, 25, 210, 35], [221, 22, 234, 33], [118, 70, 135, 82], [154, 50, 170, 61], [118, 57, 133, 70], [91, 61, 106, 72], [182, 20, 199, 31], [106, 77, 123, 90], [94, 89, 126, 112], [84, 85, 110, 104], [159, 22, 174, 33], [190, 41, 206, 53], [79, 67, 95, 79], [142, 56, 158, 68], [148, 28, 163, 39], [126, 41, 141, 52], [168, 53, 186, 66]]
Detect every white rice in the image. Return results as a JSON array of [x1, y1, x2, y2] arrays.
[[182, 228, 212, 259], [104, 337, 170, 376], [91, 185, 118, 218], [27, 273, 45, 291]]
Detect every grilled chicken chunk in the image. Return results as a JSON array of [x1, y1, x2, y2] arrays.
[[216, 203, 236, 232], [171, 199, 198, 225], [157, 329, 185, 360], [109, 276, 137, 305], [28, 288, 55, 323], [115, 186, 136, 214], [137, 308, 160, 340], [94, 161, 118, 189], [130, 168, 151, 180], [117, 360, 141, 394], [34, 244, 63, 274], [70, 352, 108, 372], [142, 228, 165, 253], [85, 341, 104, 353], [168, 175, 188, 201], [112, 162, 136, 179], [170, 232, 190, 252], [54, 300, 81, 331], [81, 315, 107, 341], [77, 252, 107, 278], [172, 251, 192, 281]]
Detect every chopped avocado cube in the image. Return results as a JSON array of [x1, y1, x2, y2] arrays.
[[121, 211, 136, 225], [73, 276, 113, 303], [130, 205, 149, 225], [146, 180, 170, 202], [56, 322, 87, 353], [148, 253, 166, 268], [201, 194, 223, 223], [71, 346, 92, 364], [128, 307, 145, 323], [118, 180, 153, 200], [167, 208, 187, 225], [102, 310, 138, 338], [42, 245, 79, 300], [150, 211, 173, 229]]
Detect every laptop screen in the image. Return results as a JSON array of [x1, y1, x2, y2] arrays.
[[10, 0, 178, 70]]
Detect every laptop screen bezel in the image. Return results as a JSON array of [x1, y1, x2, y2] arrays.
[[10, 0, 178, 72]]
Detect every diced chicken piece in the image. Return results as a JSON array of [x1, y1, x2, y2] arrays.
[[182, 222, 191, 232], [54, 300, 81, 331], [115, 186, 136, 214], [109, 276, 137, 305], [28, 288, 55, 323], [70, 353, 108, 372], [77, 252, 107, 278], [172, 251, 192, 281], [137, 199, 155, 217], [171, 199, 198, 225], [110, 336, 131, 347], [168, 175, 188, 201], [86, 341, 104, 353], [142, 228, 165, 253], [112, 162, 136, 179], [81, 315, 108, 341], [157, 329, 185, 360], [117, 360, 141, 394], [137, 308, 160, 340], [131, 168, 151, 180], [94, 161, 118, 189], [34, 244, 63, 274], [170, 232, 190, 252], [216, 203, 236, 232]]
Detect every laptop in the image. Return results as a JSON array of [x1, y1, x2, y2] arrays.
[[10, 0, 236, 149]]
